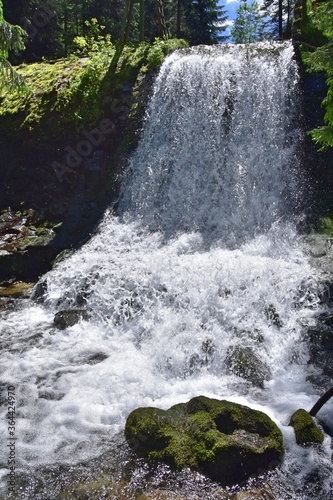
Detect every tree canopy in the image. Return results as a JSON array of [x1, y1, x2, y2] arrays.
[[2, 0, 229, 61]]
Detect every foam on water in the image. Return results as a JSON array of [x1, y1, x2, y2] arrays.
[[0, 42, 332, 496]]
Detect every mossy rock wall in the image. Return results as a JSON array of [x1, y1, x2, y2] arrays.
[[0, 40, 187, 281]]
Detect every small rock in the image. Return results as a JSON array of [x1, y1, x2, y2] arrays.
[[53, 309, 90, 329], [264, 304, 283, 327], [0, 281, 34, 298], [31, 278, 48, 303], [289, 409, 324, 446]]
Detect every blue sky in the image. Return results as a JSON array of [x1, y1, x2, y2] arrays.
[[218, 0, 241, 39], [220, 0, 266, 40]]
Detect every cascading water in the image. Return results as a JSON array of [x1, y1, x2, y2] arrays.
[[119, 43, 302, 244], [0, 42, 332, 498]]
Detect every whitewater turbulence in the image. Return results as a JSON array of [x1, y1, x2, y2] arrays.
[[0, 42, 332, 496]]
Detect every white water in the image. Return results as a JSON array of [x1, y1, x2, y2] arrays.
[[0, 42, 332, 497]]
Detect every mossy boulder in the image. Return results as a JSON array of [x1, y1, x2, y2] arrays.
[[289, 409, 324, 446], [125, 396, 284, 484]]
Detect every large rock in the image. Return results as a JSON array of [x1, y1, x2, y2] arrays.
[[125, 396, 284, 484]]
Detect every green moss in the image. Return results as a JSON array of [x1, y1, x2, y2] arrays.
[[0, 52, 114, 134], [289, 409, 324, 445], [0, 39, 187, 138], [17, 230, 55, 250], [320, 215, 333, 237], [125, 396, 284, 484]]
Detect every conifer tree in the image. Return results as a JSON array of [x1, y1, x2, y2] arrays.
[[231, 0, 266, 44], [261, 0, 294, 39], [302, 0, 333, 149], [0, 0, 26, 90], [183, 0, 229, 45]]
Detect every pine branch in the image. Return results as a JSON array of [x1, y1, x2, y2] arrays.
[[0, 56, 28, 92]]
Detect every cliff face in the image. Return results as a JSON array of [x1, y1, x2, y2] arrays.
[[0, 40, 187, 282]]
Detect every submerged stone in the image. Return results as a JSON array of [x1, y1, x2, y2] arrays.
[[53, 309, 90, 329], [264, 304, 283, 328], [308, 312, 333, 378], [289, 409, 324, 446], [125, 396, 284, 484], [224, 346, 271, 388], [0, 281, 34, 298]]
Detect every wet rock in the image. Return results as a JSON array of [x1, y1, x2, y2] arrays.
[[125, 395, 284, 484], [289, 409, 324, 446], [233, 328, 265, 344], [188, 338, 215, 374], [87, 352, 108, 365], [0, 281, 34, 298], [225, 346, 271, 388], [31, 278, 48, 303], [53, 309, 90, 329], [319, 280, 333, 306], [308, 312, 333, 378], [39, 391, 65, 401], [0, 209, 61, 281], [264, 304, 283, 327]]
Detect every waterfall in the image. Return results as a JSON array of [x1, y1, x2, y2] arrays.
[[118, 42, 302, 245], [0, 42, 332, 497]]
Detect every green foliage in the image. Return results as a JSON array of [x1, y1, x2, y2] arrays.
[[73, 18, 113, 57], [0, 38, 187, 134], [320, 215, 333, 237], [2, 0, 224, 62], [146, 41, 164, 67], [182, 0, 229, 45], [302, 1, 333, 150], [146, 37, 188, 67]]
